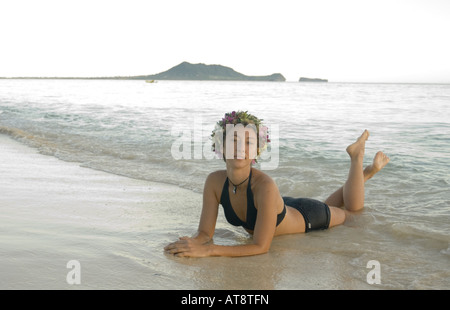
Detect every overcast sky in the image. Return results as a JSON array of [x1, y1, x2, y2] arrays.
[[1, 0, 449, 82]]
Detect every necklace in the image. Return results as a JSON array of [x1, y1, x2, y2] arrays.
[[229, 174, 250, 194]]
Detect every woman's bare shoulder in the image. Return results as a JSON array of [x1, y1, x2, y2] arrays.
[[205, 170, 227, 187], [204, 170, 227, 202], [252, 169, 280, 196], [252, 169, 276, 186]]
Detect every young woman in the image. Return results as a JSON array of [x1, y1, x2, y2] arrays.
[[165, 111, 390, 257]]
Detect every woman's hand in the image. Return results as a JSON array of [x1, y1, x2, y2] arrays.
[[164, 236, 211, 258]]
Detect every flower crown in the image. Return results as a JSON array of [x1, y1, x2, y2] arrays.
[[211, 111, 270, 162]]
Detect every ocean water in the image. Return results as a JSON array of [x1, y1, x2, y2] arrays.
[[0, 79, 449, 289]]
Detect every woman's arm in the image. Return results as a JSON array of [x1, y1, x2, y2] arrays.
[[164, 172, 219, 255], [165, 176, 280, 258], [195, 172, 220, 242]]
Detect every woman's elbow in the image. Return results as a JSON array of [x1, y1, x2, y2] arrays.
[[254, 242, 271, 255]]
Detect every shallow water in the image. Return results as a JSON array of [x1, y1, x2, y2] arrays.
[[0, 80, 449, 289]]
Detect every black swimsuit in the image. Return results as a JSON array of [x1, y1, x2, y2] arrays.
[[220, 169, 330, 233], [220, 169, 286, 231]]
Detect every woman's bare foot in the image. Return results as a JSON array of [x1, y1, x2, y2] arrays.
[[364, 151, 390, 181], [346, 130, 370, 160]]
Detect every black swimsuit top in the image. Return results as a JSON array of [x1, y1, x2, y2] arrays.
[[220, 169, 286, 231]]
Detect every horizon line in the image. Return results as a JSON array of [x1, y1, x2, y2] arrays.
[[0, 76, 449, 84]]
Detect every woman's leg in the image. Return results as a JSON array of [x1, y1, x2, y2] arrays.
[[328, 206, 347, 227], [342, 130, 367, 212], [325, 152, 390, 208], [325, 132, 390, 211]]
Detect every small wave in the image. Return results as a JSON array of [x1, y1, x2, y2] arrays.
[[440, 245, 450, 256], [0, 125, 37, 142], [391, 222, 450, 244], [0, 125, 25, 138], [0, 125, 58, 152]]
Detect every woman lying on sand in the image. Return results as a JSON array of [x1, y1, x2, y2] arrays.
[[165, 111, 390, 257]]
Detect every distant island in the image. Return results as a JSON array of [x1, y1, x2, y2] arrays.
[[134, 62, 286, 81], [0, 62, 286, 82], [299, 77, 328, 82]]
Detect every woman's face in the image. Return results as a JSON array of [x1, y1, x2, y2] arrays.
[[223, 125, 258, 168]]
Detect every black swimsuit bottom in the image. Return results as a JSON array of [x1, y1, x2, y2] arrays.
[[220, 170, 330, 233], [282, 197, 331, 233]]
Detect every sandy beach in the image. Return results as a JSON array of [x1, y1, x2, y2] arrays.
[[0, 134, 206, 289]]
